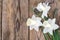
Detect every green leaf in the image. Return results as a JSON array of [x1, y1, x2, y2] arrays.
[[44, 34, 48, 40], [44, 33, 53, 40], [53, 30, 60, 40], [43, 30, 60, 40]]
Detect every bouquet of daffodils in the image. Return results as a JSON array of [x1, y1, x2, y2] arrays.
[[26, 2, 60, 40]]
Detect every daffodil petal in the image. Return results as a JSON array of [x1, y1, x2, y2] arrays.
[[34, 26, 39, 31], [30, 25, 34, 30], [27, 15, 42, 31], [36, 3, 45, 11], [48, 30, 53, 35], [43, 21, 51, 27], [52, 18, 56, 24], [52, 24, 59, 30], [42, 10, 48, 18], [43, 27, 49, 33], [32, 15, 41, 20]]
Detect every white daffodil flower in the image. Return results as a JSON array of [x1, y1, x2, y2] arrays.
[[42, 18, 59, 35], [36, 2, 51, 18], [26, 15, 42, 31]]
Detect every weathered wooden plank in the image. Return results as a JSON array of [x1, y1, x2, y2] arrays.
[[0, 0, 2, 40], [14, 0, 21, 40], [30, 29, 45, 40], [20, 0, 28, 40], [2, 0, 18, 40], [1, 0, 60, 40], [56, 10, 60, 26], [2, 0, 10, 39], [30, 30, 39, 40], [55, 0, 60, 26]]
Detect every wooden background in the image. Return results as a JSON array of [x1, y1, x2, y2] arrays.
[[0, 0, 60, 40]]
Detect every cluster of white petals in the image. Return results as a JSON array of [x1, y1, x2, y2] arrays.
[[36, 2, 51, 18], [26, 2, 59, 35], [43, 18, 59, 35], [27, 15, 42, 31]]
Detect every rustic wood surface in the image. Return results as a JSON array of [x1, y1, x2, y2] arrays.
[[2, 0, 16, 40], [0, 0, 60, 40], [0, 0, 2, 40], [20, 0, 28, 40]]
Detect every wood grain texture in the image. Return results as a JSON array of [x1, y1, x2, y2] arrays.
[[30, 30, 39, 40], [1, 0, 60, 40], [20, 0, 28, 40], [55, 0, 60, 26], [0, 0, 2, 40], [2, 0, 28, 40], [2, 0, 18, 40]]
